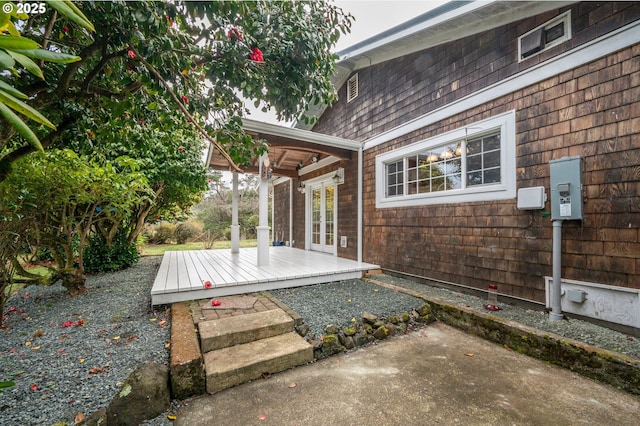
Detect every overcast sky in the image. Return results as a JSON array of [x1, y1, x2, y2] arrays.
[[246, 0, 448, 123]]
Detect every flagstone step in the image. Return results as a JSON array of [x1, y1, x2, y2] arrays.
[[198, 308, 294, 353], [204, 332, 313, 395]]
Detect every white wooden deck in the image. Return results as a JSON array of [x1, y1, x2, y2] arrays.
[[151, 247, 380, 306]]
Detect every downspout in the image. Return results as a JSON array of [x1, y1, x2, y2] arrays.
[[549, 220, 563, 321], [357, 145, 363, 263]]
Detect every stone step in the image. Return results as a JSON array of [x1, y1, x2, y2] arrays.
[[204, 332, 313, 395], [198, 309, 294, 353]]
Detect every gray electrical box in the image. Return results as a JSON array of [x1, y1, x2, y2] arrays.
[[549, 156, 583, 220]]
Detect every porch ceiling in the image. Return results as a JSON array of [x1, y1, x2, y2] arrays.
[[207, 118, 361, 178]]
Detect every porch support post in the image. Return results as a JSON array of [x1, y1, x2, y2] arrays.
[[357, 146, 363, 263], [256, 153, 270, 266], [231, 171, 240, 254]]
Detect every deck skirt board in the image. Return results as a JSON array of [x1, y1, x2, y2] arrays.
[[151, 247, 379, 305]]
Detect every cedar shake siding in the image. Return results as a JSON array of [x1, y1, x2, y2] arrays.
[[311, 2, 640, 303], [274, 158, 358, 260]]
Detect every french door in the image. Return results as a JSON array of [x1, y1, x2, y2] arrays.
[[309, 181, 336, 254]]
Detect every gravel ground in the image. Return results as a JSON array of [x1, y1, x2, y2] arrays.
[[272, 276, 640, 359], [0, 256, 170, 426], [2, 259, 638, 426]]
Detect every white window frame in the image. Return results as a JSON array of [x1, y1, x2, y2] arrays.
[[518, 10, 572, 62], [375, 110, 516, 208]]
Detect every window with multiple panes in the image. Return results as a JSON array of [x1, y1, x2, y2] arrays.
[[385, 131, 500, 198], [376, 111, 516, 208]]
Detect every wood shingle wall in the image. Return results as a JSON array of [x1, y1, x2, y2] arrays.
[[312, 2, 640, 302]]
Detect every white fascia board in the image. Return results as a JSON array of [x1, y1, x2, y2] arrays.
[[363, 20, 640, 151], [242, 118, 361, 151], [339, 1, 492, 62]]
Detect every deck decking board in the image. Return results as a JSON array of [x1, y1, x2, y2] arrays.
[[151, 247, 379, 305]]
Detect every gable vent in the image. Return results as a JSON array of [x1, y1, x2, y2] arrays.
[[347, 73, 358, 102], [518, 10, 571, 62]]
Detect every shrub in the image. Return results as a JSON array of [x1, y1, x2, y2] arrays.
[[150, 223, 176, 244], [175, 221, 202, 244], [84, 231, 139, 273]]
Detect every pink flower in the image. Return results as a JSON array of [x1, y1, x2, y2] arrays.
[[63, 26, 69, 33], [180, 95, 188, 104], [211, 299, 221, 306], [30, 384, 38, 391], [178, 146, 185, 153], [249, 47, 264, 62], [203, 280, 212, 289], [227, 26, 243, 41], [127, 50, 135, 59]]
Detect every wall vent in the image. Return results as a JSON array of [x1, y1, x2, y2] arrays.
[[518, 10, 571, 62], [347, 73, 358, 103]]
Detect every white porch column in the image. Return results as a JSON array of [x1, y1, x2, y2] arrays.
[[256, 153, 270, 266], [231, 171, 240, 254]]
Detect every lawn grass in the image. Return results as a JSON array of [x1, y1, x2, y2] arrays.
[[140, 239, 258, 256]]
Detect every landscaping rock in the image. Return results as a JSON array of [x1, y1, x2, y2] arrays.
[[373, 325, 389, 340], [324, 324, 340, 335], [295, 323, 309, 337], [106, 362, 170, 425], [362, 312, 378, 324]]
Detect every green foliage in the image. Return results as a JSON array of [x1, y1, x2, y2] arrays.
[[83, 230, 139, 274], [149, 223, 176, 245], [0, 0, 91, 152], [0, 149, 152, 294], [175, 221, 202, 245], [1, 1, 353, 180]]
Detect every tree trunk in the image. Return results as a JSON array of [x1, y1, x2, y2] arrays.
[[60, 268, 87, 296]]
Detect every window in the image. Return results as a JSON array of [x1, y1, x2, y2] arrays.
[[519, 10, 571, 61], [376, 111, 516, 208], [347, 73, 358, 102]]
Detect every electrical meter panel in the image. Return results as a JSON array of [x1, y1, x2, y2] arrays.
[[549, 156, 583, 221]]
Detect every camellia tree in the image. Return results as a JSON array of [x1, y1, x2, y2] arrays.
[[0, 1, 353, 179]]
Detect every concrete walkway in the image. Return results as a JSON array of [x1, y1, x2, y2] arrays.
[[174, 322, 639, 425]]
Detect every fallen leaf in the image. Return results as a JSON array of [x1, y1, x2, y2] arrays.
[[126, 335, 138, 344], [31, 345, 41, 351], [32, 329, 44, 338], [25, 341, 31, 347], [58, 335, 68, 341], [150, 318, 157, 322], [75, 412, 85, 424], [112, 336, 121, 341], [288, 382, 297, 388], [30, 384, 38, 391], [261, 372, 271, 380], [79, 358, 85, 364], [167, 414, 177, 420], [89, 367, 106, 374], [258, 414, 268, 420], [158, 318, 168, 327], [464, 353, 475, 357]]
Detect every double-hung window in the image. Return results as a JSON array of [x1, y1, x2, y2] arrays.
[[376, 111, 516, 208]]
